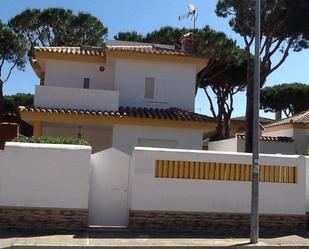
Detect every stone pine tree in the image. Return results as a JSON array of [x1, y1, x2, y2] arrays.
[[8, 8, 108, 47], [0, 20, 27, 119], [197, 27, 247, 140], [114, 31, 144, 42], [216, 0, 309, 152], [260, 83, 309, 117]]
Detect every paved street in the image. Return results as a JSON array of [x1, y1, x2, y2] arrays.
[[1, 230, 309, 248]]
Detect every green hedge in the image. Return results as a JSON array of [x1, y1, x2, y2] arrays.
[[12, 135, 90, 145]]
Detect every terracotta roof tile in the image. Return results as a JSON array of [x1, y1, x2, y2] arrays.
[[264, 109, 309, 128], [231, 116, 274, 124], [237, 134, 293, 143], [19, 106, 215, 123], [34, 45, 207, 59]]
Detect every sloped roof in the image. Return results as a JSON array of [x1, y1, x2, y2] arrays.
[[33, 45, 207, 59], [231, 116, 274, 124], [264, 110, 309, 128], [236, 134, 293, 143], [19, 106, 215, 123]]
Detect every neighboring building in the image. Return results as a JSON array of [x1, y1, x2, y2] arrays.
[[262, 110, 309, 155], [208, 133, 295, 154], [0, 113, 33, 149], [208, 110, 309, 155], [19, 40, 216, 154], [230, 116, 274, 137]]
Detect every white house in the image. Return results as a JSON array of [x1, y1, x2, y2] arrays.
[[20, 39, 216, 154], [208, 110, 309, 155]]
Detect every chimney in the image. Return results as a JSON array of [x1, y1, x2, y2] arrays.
[[180, 32, 199, 53], [275, 110, 282, 121]]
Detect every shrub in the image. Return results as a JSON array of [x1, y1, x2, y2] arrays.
[[12, 135, 90, 145]]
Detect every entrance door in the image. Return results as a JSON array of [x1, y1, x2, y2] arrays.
[[88, 148, 130, 226]]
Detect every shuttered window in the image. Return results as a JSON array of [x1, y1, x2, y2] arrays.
[[144, 77, 155, 99], [83, 78, 90, 89]]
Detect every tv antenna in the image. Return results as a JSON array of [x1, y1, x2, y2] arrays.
[[178, 3, 198, 32]]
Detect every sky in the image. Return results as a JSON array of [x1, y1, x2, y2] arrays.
[[1, 0, 309, 118]]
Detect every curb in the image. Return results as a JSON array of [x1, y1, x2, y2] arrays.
[[6, 245, 309, 249]]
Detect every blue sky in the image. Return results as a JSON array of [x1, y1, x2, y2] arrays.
[[1, 0, 309, 118]]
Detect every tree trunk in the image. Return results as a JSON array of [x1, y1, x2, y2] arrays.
[[215, 94, 226, 140], [0, 80, 3, 124], [223, 115, 230, 139]]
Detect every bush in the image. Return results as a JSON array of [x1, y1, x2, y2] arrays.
[[12, 135, 90, 145]]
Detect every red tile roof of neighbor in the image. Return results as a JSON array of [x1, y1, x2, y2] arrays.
[[33, 45, 208, 59], [236, 134, 293, 143], [19, 106, 215, 123], [231, 116, 274, 124], [264, 110, 309, 128]]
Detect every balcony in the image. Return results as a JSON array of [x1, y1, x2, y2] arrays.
[[34, 85, 119, 111]]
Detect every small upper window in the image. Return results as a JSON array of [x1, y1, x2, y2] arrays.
[[144, 77, 155, 99], [83, 78, 90, 89]]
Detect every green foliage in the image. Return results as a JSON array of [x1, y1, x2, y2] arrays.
[[13, 135, 90, 145], [0, 20, 28, 114], [8, 8, 108, 47], [114, 31, 144, 42], [260, 83, 309, 117], [3, 93, 33, 113], [0, 20, 27, 77], [144, 26, 187, 46], [215, 0, 309, 152], [114, 26, 189, 46]]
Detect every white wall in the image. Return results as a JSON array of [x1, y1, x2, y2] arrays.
[[42, 124, 113, 153], [305, 156, 309, 212], [112, 125, 205, 155], [43, 58, 115, 90], [130, 148, 306, 215], [0, 142, 91, 209], [114, 58, 197, 111], [34, 85, 119, 111], [209, 136, 296, 155], [236, 137, 296, 154], [263, 128, 309, 155], [263, 128, 294, 137], [89, 148, 130, 226], [208, 137, 237, 152], [293, 128, 309, 155]]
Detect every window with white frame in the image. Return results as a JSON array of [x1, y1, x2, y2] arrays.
[[144, 77, 155, 99]]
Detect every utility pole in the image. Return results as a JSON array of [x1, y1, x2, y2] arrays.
[[250, 0, 261, 244]]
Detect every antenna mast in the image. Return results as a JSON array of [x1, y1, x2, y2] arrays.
[[179, 4, 198, 34]]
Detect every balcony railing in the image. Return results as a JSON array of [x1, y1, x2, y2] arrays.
[[34, 85, 119, 111]]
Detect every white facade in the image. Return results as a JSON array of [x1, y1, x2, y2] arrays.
[[112, 125, 205, 154], [36, 55, 199, 111], [44, 58, 115, 91], [31, 46, 212, 154], [0, 142, 91, 209], [114, 58, 196, 111]]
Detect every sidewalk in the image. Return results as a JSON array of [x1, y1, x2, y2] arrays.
[[1, 230, 309, 248]]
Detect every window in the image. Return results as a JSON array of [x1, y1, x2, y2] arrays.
[[144, 77, 155, 99], [83, 78, 90, 89], [137, 138, 178, 149]]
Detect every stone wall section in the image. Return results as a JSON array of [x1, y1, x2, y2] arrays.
[[0, 206, 88, 231], [129, 211, 307, 232]]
